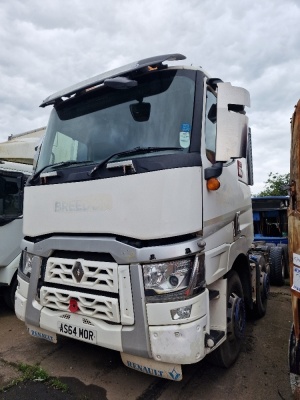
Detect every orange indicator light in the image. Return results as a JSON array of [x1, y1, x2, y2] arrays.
[[206, 177, 221, 191]]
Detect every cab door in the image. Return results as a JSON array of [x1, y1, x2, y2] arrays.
[[201, 83, 253, 285]]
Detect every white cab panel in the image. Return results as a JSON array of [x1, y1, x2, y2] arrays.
[[23, 167, 203, 240]]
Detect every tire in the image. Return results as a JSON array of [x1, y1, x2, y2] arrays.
[[208, 271, 246, 368], [269, 246, 285, 286], [277, 243, 289, 278], [4, 275, 18, 310], [252, 255, 269, 318]]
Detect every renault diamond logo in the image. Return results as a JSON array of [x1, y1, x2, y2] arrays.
[[72, 260, 84, 282]]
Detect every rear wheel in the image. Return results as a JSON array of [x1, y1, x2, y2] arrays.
[[209, 271, 245, 368], [278, 243, 289, 278], [269, 246, 285, 286], [252, 255, 269, 318]]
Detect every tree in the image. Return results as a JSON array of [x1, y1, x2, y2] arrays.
[[256, 172, 290, 197]]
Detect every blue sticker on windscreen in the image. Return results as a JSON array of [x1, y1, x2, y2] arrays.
[[181, 123, 191, 132]]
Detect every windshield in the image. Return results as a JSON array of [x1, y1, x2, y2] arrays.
[[37, 69, 196, 172]]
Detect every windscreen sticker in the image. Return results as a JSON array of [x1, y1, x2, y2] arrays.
[[179, 123, 191, 148]]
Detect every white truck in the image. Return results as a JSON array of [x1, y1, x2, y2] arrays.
[[0, 128, 45, 308], [15, 54, 269, 380]]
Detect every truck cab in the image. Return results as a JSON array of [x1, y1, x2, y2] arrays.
[[0, 128, 45, 308], [252, 195, 289, 285], [0, 161, 32, 308], [252, 196, 289, 244], [15, 54, 268, 380]]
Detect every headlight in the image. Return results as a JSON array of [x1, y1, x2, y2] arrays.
[[20, 251, 35, 278], [143, 255, 205, 302], [143, 258, 194, 295]]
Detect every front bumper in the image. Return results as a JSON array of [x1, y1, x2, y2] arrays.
[[17, 268, 210, 365]]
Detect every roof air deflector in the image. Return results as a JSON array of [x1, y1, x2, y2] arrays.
[[40, 53, 186, 107]]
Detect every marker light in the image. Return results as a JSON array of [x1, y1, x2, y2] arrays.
[[206, 177, 220, 191]]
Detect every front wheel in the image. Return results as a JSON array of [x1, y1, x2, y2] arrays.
[[209, 271, 246, 368]]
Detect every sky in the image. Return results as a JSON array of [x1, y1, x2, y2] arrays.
[[0, 0, 299, 194]]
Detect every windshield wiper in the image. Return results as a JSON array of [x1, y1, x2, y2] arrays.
[[89, 146, 183, 176], [29, 160, 93, 183]]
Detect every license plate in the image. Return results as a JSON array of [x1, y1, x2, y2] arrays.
[[57, 322, 96, 344]]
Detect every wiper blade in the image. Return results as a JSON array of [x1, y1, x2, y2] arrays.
[[89, 146, 183, 176], [29, 160, 92, 183], [133, 146, 183, 154]]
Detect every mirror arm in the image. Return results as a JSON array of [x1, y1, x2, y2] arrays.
[[204, 162, 223, 180]]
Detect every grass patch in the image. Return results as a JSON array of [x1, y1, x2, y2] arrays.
[[18, 363, 49, 381], [49, 377, 68, 392], [0, 362, 68, 393]]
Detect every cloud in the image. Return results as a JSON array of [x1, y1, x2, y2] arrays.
[[0, 0, 299, 192]]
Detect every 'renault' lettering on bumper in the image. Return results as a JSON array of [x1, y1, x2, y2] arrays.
[[126, 360, 164, 377]]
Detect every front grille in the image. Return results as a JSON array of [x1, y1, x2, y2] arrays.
[[44, 257, 118, 293], [40, 286, 120, 323]]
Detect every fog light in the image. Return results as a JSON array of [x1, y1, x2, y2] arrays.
[[170, 305, 192, 320]]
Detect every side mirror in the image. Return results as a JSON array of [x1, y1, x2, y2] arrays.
[[215, 82, 250, 162]]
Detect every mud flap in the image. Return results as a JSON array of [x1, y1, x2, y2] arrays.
[[121, 353, 182, 381]]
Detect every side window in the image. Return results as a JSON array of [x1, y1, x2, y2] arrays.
[[205, 89, 217, 163], [0, 174, 23, 218]]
